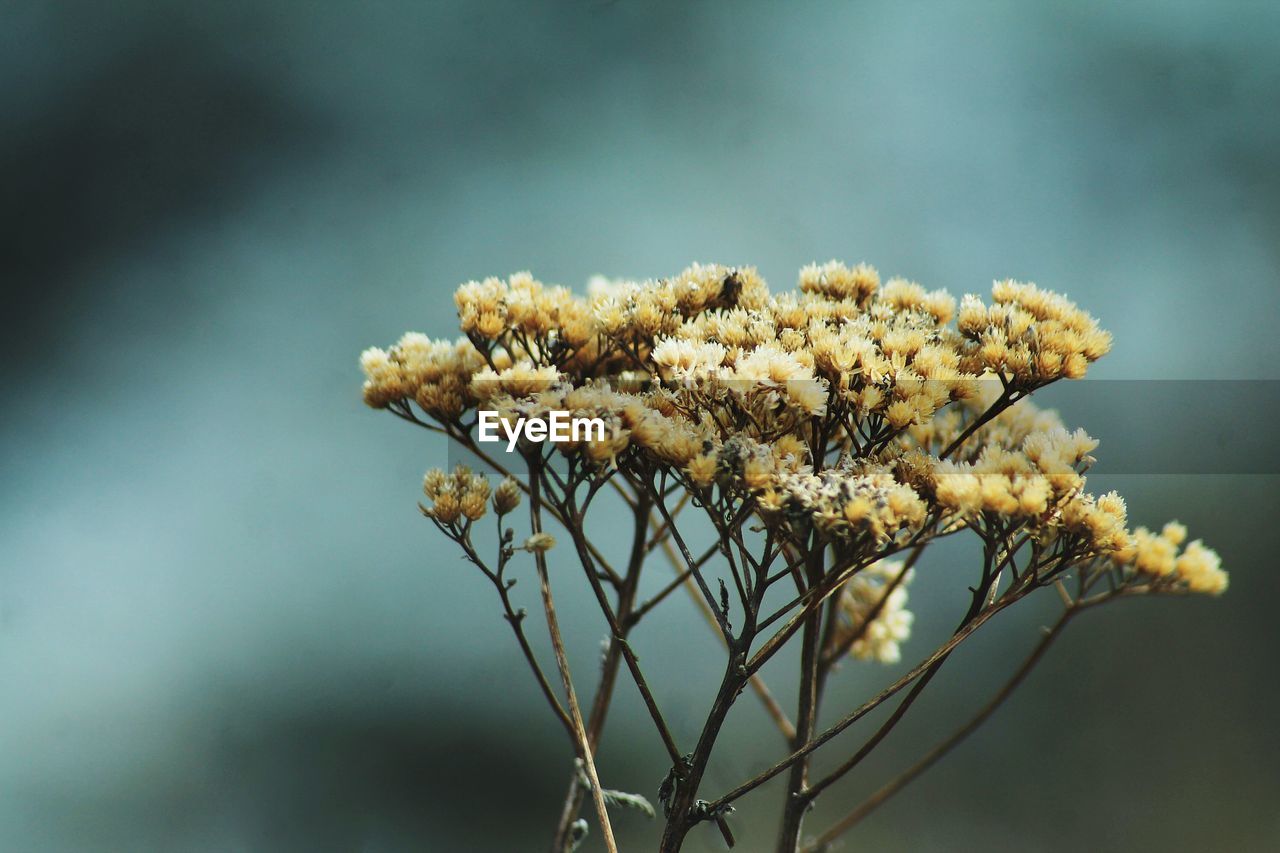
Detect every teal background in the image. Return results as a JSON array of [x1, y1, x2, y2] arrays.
[[2, 2, 1278, 850]]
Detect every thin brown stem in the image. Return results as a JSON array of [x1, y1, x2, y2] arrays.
[[804, 658, 944, 802], [559, 484, 685, 767], [704, 589, 1027, 816], [775, 554, 824, 852], [655, 531, 796, 742], [496, 580, 575, 737], [939, 387, 1019, 460], [645, 491, 691, 552], [453, 528, 574, 737], [649, 483, 732, 639], [803, 607, 1078, 852], [552, 502, 649, 850], [800, 538, 1014, 802], [528, 466, 618, 853], [629, 541, 719, 626], [658, 653, 749, 851]]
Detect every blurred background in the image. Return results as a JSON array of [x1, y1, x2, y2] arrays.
[[2, 1, 1278, 850]]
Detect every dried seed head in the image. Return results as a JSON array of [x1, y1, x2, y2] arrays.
[[524, 533, 556, 554], [493, 478, 522, 515]]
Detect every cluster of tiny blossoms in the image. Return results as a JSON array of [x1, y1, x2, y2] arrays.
[[364, 262, 1226, 665], [420, 466, 492, 525], [830, 558, 915, 664], [1123, 522, 1227, 595]]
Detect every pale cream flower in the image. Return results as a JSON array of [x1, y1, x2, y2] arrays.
[[835, 559, 915, 665], [524, 532, 556, 553]]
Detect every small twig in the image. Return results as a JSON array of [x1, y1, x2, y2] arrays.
[[528, 464, 618, 853], [703, 590, 1026, 815], [553, 500, 651, 848], [559, 485, 685, 767], [803, 606, 1078, 851], [453, 528, 574, 736], [645, 491, 691, 552], [654, 527, 796, 742], [649, 483, 733, 640], [630, 541, 719, 625], [939, 388, 1019, 460]]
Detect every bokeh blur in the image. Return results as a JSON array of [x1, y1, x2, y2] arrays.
[[3, 1, 1278, 850]]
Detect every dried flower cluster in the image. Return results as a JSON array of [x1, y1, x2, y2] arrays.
[[362, 262, 1225, 852], [831, 558, 914, 664]]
